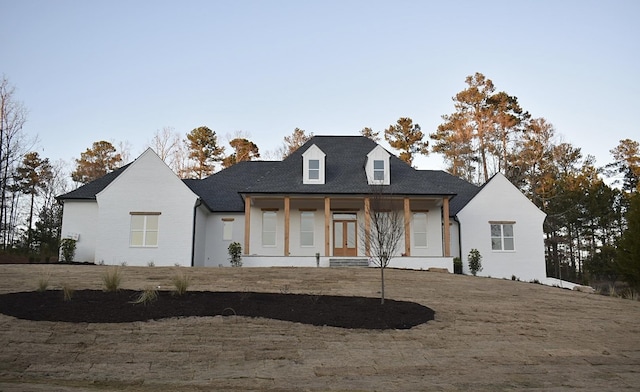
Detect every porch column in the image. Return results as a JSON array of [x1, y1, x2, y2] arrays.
[[324, 197, 330, 256], [284, 196, 290, 256], [364, 197, 371, 256], [443, 197, 451, 257], [404, 197, 411, 256], [244, 195, 251, 255]]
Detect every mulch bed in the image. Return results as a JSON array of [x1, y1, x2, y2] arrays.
[[0, 290, 434, 330]]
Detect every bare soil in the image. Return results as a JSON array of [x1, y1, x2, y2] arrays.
[[0, 264, 639, 391]]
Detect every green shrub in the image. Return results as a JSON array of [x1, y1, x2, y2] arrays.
[[102, 267, 122, 292], [60, 239, 76, 263], [172, 272, 190, 296], [228, 242, 242, 267], [467, 249, 483, 276], [453, 257, 462, 274]]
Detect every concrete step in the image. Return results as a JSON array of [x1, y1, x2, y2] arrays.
[[329, 258, 369, 268]]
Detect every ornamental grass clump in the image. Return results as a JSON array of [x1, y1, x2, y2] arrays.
[[131, 286, 159, 305], [36, 268, 51, 292], [172, 272, 190, 296], [102, 267, 122, 292], [62, 283, 75, 302]]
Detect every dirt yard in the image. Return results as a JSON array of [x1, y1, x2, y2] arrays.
[[0, 264, 638, 391]]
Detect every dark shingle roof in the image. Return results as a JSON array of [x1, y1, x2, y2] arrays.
[[418, 170, 480, 216], [243, 136, 455, 196], [56, 164, 131, 201], [184, 161, 279, 212], [56, 136, 481, 216]]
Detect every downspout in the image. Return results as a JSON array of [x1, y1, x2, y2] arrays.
[[191, 198, 203, 267], [453, 215, 462, 259], [453, 215, 463, 274]]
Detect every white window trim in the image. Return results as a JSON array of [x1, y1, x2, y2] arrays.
[[262, 211, 277, 247], [222, 218, 234, 241], [373, 160, 385, 182], [129, 212, 160, 248], [490, 222, 515, 252], [300, 211, 315, 247], [413, 212, 428, 248]]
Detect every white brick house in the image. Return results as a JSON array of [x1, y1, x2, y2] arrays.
[[58, 136, 548, 281]]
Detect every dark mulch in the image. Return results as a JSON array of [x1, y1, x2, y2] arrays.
[[0, 290, 434, 330]]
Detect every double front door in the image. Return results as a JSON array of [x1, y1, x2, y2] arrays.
[[333, 213, 357, 257]]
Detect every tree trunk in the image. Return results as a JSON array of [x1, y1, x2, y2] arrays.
[[380, 266, 385, 305], [27, 192, 34, 251]]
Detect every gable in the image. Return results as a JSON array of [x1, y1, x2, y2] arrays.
[[96, 148, 197, 202], [458, 173, 546, 221]]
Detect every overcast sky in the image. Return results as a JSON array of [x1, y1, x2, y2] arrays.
[[2, 0, 638, 173]]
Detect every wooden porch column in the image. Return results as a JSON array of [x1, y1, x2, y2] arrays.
[[364, 197, 371, 256], [244, 195, 251, 255], [443, 197, 451, 257], [404, 197, 411, 256], [324, 197, 330, 256], [284, 196, 290, 256]]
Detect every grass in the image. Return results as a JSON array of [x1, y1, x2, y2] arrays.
[[36, 268, 51, 292], [62, 283, 74, 301], [172, 272, 190, 295], [131, 286, 159, 305], [102, 267, 122, 292]]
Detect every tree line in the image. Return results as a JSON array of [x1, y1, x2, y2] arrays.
[[1, 73, 638, 293]]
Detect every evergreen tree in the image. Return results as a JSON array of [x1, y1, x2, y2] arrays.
[[384, 117, 428, 166], [185, 126, 224, 179], [71, 141, 122, 184], [615, 194, 640, 291]]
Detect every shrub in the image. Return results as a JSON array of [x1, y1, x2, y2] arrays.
[[131, 286, 158, 305], [172, 272, 190, 296], [102, 267, 122, 292], [467, 249, 483, 276], [60, 239, 76, 263], [228, 242, 242, 267], [147, 260, 155, 267], [453, 257, 462, 274]]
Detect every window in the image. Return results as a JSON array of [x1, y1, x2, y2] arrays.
[[300, 212, 314, 246], [130, 214, 159, 247], [491, 223, 515, 251], [308, 159, 320, 180], [373, 160, 385, 181], [413, 212, 427, 247], [262, 211, 277, 246], [222, 218, 234, 241]]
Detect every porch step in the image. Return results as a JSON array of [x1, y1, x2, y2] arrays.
[[329, 258, 369, 268]]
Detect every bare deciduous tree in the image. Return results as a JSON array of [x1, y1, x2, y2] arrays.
[[148, 127, 182, 170], [360, 186, 405, 304]]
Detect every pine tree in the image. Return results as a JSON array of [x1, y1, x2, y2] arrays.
[[384, 117, 428, 166]]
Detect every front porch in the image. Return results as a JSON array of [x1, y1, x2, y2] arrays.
[[242, 194, 452, 260]]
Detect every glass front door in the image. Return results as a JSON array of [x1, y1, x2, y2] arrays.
[[333, 214, 357, 256]]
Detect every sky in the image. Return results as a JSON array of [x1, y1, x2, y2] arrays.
[[1, 0, 638, 174]]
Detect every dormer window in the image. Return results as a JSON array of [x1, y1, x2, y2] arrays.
[[373, 160, 385, 181], [309, 159, 320, 180], [302, 144, 326, 184], [366, 145, 390, 185]]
